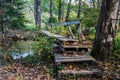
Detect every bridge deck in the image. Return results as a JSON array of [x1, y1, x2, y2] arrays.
[[54, 53, 95, 63], [42, 30, 77, 42]]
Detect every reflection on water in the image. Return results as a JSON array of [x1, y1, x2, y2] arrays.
[[8, 41, 33, 59]]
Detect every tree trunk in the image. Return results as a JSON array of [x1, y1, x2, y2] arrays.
[[50, 0, 53, 17], [34, 0, 41, 29], [77, 0, 82, 18], [91, 0, 119, 61], [77, 0, 85, 41], [97, 0, 101, 8], [65, 0, 71, 21], [65, 0, 74, 38], [61, 0, 65, 21], [0, 13, 6, 64], [58, 0, 62, 22], [92, 0, 96, 8]]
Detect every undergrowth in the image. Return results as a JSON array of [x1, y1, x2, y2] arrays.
[[21, 31, 54, 65]]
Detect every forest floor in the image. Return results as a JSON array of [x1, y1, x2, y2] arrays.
[[0, 63, 54, 80], [0, 61, 119, 80]]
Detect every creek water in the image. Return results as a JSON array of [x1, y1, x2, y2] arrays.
[[8, 41, 33, 59]]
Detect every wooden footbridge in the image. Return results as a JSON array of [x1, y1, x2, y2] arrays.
[[42, 30, 102, 79]]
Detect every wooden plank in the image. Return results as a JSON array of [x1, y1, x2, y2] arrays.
[[61, 45, 87, 48], [56, 37, 77, 42], [42, 30, 54, 37], [68, 26, 75, 39], [48, 20, 80, 26], [42, 30, 77, 42], [60, 45, 88, 52], [54, 54, 95, 63], [55, 54, 91, 59], [58, 69, 101, 75]]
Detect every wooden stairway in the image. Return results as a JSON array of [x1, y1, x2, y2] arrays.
[[42, 30, 101, 79]]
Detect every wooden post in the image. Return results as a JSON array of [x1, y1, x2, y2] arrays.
[[68, 26, 75, 39], [77, 24, 81, 41], [77, 24, 85, 41]]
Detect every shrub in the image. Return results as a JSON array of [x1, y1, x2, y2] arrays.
[[48, 16, 58, 23], [32, 31, 54, 61]]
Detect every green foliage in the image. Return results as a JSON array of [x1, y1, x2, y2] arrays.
[[0, 53, 13, 63], [114, 39, 120, 55], [56, 26, 68, 35], [113, 32, 120, 55], [21, 54, 41, 65], [109, 32, 120, 60], [20, 32, 54, 65], [32, 31, 54, 61], [69, 11, 77, 21], [87, 27, 95, 40], [88, 33, 95, 40], [0, 0, 27, 29], [48, 16, 58, 23], [82, 2, 100, 28], [6, 53, 13, 62], [25, 23, 35, 31]]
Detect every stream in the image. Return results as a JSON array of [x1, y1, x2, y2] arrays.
[[8, 41, 33, 59]]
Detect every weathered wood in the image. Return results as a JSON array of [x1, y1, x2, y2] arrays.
[[42, 30, 67, 38], [42, 30, 54, 37], [56, 37, 77, 42], [55, 54, 91, 59], [60, 45, 88, 52], [54, 54, 95, 63], [58, 69, 101, 75], [48, 20, 80, 26], [42, 30, 77, 42], [68, 26, 75, 39]]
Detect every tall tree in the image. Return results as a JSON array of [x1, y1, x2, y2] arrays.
[[92, 0, 96, 8], [91, 0, 119, 61], [34, 0, 41, 29], [50, 0, 53, 17], [65, 0, 75, 38], [65, 0, 72, 21], [77, 0, 82, 19], [77, 0, 82, 41], [77, 0, 86, 41], [58, 0, 62, 22]]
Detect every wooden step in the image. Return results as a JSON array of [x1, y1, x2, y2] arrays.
[[58, 69, 101, 77], [54, 54, 95, 63], [56, 37, 77, 43], [60, 45, 88, 52]]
